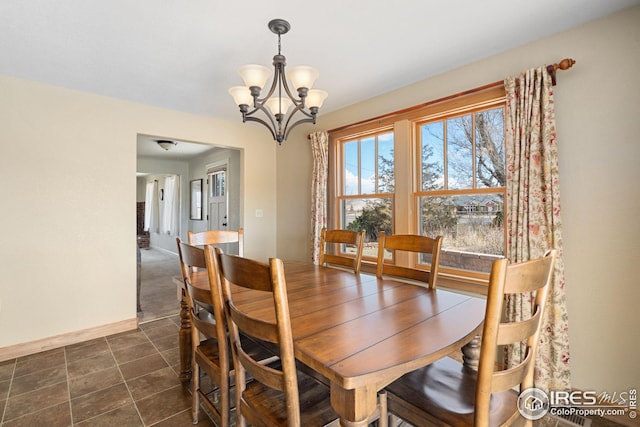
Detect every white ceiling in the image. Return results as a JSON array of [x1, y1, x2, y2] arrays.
[[2, 0, 638, 157]]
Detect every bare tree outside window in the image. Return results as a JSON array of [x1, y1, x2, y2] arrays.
[[419, 107, 505, 273]]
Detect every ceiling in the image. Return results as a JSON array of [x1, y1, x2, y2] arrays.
[[2, 0, 638, 158]]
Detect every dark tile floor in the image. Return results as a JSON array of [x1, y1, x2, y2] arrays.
[[0, 316, 216, 427], [1, 315, 630, 427]]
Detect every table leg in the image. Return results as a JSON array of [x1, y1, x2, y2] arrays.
[[178, 288, 192, 386], [330, 383, 378, 427], [461, 334, 481, 370]]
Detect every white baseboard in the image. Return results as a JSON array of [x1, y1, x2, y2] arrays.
[[0, 318, 138, 362]]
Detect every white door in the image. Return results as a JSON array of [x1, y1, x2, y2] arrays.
[[208, 170, 227, 230]]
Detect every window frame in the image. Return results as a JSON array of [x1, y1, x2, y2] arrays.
[[333, 127, 395, 261], [329, 84, 506, 290], [413, 101, 506, 281]]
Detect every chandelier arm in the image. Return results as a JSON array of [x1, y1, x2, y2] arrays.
[[281, 104, 312, 133], [255, 72, 280, 105], [280, 74, 304, 107], [283, 117, 315, 141], [244, 103, 276, 125], [246, 104, 280, 133], [244, 116, 278, 141]]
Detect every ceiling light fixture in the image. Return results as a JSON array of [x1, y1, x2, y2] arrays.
[[156, 140, 177, 151], [229, 19, 328, 145]]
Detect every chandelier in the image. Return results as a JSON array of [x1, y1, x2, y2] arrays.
[[229, 19, 328, 144]]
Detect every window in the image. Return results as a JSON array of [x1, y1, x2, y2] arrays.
[[209, 170, 226, 198], [337, 130, 394, 258], [416, 106, 505, 274], [330, 85, 506, 282]]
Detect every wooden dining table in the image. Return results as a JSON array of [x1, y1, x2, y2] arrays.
[[175, 261, 486, 427]]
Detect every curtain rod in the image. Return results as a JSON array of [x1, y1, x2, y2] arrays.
[[309, 57, 576, 138]]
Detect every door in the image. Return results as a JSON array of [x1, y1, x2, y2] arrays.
[[208, 170, 227, 230]]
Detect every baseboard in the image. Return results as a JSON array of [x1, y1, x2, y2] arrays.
[[0, 317, 138, 362]]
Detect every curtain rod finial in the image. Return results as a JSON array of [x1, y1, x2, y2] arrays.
[[547, 58, 576, 86], [556, 58, 576, 71]]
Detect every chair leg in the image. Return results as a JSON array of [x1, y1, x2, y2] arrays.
[[219, 377, 229, 427], [191, 361, 200, 424], [388, 414, 400, 427], [378, 391, 388, 427]]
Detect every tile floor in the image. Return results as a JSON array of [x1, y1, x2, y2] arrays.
[[0, 316, 217, 427]]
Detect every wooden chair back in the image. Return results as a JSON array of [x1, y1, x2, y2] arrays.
[[188, 228, 244, 256], [176, 238, 230, 425], [473, 249, 557, 425], [385, 250, 557, 427], [376, 232, 443, 288], [216, 249, 338, 427], [318, 228, 365, 273]]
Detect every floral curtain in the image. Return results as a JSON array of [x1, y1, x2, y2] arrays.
[[309, 131, 329, 264], [503, 66, 571, 391]]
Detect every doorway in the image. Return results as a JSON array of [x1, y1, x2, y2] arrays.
[[136, 135, 242, 323]]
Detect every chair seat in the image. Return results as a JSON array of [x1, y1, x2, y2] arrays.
[[240, 366, 338, 427], [386, 357, 519, 427]]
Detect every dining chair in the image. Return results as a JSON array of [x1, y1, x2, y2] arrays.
[[384, 249, 557, 427], [176, 238, 277, 427], [215, 248, 341, 427], [376, 232, 443, 288], [318, 227, 365, 273], [188, 228, 244, 256]]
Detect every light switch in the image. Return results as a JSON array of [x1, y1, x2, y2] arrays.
[[255, 209, 264, 218]]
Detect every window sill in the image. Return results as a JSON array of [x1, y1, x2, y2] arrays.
[[360, 261, 488, 296]]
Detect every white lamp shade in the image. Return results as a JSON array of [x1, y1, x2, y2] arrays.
[[157, 140, 177, 151], [286, 66, 319, 90], [306, 89, 328, 109], [229, 86, 253, 106], [238, 64, 272, 89], [265, 97, 293, 115]]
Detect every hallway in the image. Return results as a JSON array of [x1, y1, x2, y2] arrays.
[[138, 248, 181, 324]]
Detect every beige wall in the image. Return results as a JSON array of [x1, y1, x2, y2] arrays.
[[277, 6, 640, 394], [0, 76, 278, 349]]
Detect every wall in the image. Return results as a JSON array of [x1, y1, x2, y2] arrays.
[[277, 7, 640, 395], [0, 76, 277, 350]]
